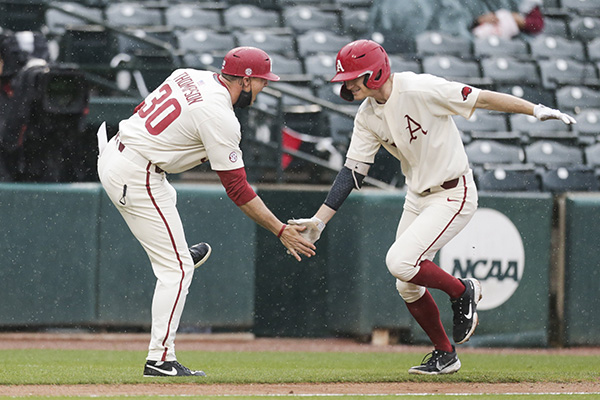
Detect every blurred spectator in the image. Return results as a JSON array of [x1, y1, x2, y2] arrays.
[[0, 30, 89, 182], [368, 0, 544, 53], [472, 0, 544, 39]]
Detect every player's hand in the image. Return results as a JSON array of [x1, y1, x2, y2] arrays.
[[287, 217, 326, 244], [279, 224, 316, 261], [533, 104, 576, 125]]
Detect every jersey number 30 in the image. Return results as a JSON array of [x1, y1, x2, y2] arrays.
[[136, 84, 182, 136]]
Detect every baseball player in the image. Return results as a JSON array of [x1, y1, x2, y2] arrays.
[[289, 40, 575, 375], [97, 47, 316, 377]]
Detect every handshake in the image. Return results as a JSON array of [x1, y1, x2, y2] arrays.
[[287, 216, 326, 244]]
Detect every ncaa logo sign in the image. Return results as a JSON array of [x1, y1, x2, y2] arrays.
[[439, 208, 524, 310]]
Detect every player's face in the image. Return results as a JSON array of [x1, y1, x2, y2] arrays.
[[344, 76, 370, 101]]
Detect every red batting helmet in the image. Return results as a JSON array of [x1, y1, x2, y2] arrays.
[[331, 40, 390, 90], [221, 46, 280, 81]]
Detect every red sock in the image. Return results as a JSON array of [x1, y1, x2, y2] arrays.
[[405, 290, 453, 352], [408, 260, 466, 299]]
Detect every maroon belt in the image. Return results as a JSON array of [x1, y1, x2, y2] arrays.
[[423, 177, 460, 194], [117, 141, 164, 174]]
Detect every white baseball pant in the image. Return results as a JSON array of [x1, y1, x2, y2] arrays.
[[98, 136, 195, 362], [386, 171, 478, 303]]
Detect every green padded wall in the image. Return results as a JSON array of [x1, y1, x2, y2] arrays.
[[0, 183, 100, 326], [253, 188, 331, 337], [325, 190, 411, 336], [97, 183, 256, 328], [564, 194, 600, 346]]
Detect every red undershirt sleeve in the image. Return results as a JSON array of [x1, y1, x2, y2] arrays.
[[216, 167, 258, 206]]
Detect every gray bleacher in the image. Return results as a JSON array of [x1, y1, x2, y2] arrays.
[[1, 0, 599, 190]]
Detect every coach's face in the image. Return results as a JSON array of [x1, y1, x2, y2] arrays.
[[248, 77, 269, 105]]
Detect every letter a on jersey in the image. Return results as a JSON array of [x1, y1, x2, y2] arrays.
[[405, 115, 428, 143]]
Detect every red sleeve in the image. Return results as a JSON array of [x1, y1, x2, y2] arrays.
[[216, 167, 257, 206], [523, 7, 544, 34]]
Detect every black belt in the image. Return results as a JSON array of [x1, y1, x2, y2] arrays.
[[423, 177, 460, 194]]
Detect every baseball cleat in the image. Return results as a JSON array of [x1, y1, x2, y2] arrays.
[[451, 278, 482, 344], [189, 242, 212, 269], [408, 346, 461, 375], [143, 360, 206, 377]]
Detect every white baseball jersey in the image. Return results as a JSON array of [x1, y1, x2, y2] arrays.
[[346, 72, 481, 194], [118, 69, 245, 174]]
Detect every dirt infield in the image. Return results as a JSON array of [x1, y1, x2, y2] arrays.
[[1, 332, 600, 397]]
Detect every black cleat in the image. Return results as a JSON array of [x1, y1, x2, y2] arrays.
[[408, 346, 461, 375], [451, 278, 482, 344], [143, 360, 206, 377], [189, 242, 212, 269]]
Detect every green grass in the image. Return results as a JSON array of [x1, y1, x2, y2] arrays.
[[0, 349, 598, 385], [0, 349, 599, 399]]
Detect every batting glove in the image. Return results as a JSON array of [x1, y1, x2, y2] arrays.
[[287, 216, 325, 244], [533, 104, 576, 125]]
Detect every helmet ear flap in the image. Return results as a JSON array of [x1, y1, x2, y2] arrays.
[[339, 84, 354, 101]]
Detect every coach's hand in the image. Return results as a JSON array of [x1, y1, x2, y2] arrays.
[[533, 104, 576, 125], [278, 224, 316, 261]]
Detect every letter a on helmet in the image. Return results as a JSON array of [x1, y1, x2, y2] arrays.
[[331, 40, 390, 100]]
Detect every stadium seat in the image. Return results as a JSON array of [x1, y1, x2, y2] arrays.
[[105, 3, 163, 28], [561, 0, 600, 16], [223, 5, 280, 30], [182, 53, 223, 71], [334, 0, 373, 7], [509, 114, 575, 142], [45, 2, 103, 35], [453, 109, 509, 134], [388, 55, 421, 73], [175, 29, 235, 54], [234, 31, 296, 58], [586, 37, 600, 61], [421, 55, 480, 81], [542, 17, 569, 38], [555, 86, 600, 113], [568, 16, 600, 43], [269, 53, 305, 76], [115, 28, 175, 57], [415, 31, 472, 57], [369, 31, 415, 55], [475, 167, 541, 191], [304, 53, 337, 77], [481, 57, 539, 85], [539, 166, 599, 192], [585, 142, 600, 167], [340, 8, 370, 37], [496, 84, 556, 108], [538, 58, 598, 89], [473, 36, 529, 59], [529, 35, 586, 62], [575, 109, 600, 142], [524, 140, 584, 167], [282, 6, 340, 33], [164, 4, 222, 30], [464, 140, 524, 165], [296, 30, 351, 57], [278, 0, 334, 5]]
